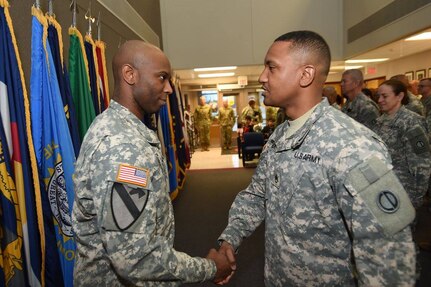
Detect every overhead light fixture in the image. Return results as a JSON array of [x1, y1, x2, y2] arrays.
[[198, 72, 235, 78], [345, 58, 389, 63], [344, 65, 363, 69], [405, 32, 431, 41], [194, 66, 237, 72]]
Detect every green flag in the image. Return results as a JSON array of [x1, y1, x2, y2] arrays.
[[68, 27, 96, 140]]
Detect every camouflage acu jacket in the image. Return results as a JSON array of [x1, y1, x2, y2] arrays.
[[220, 99, 416, 286], [341, 92, 380, 128], [72, 100, 215, 286], [373, 106, 431, 209]]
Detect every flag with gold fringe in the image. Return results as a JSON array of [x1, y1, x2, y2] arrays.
[[30, 7, 76, 287], [69, 27, 96, 140], [47, 15, 81, 156], [95, 39, 110, 110], [84, 35, 104, 115], [0, 1, 44, 286]]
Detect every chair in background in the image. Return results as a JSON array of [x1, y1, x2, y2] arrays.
[[241, 132, 264, 167]]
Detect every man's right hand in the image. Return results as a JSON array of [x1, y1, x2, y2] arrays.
[[206, 248, 233, 284]]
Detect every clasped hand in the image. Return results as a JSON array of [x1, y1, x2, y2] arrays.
[[206, 241, 236, 285]]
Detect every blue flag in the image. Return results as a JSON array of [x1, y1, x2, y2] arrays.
[[0, 2, 43, 286], [47, 16, 81, 156], [158, 105, 179, 196], [84, 36, 104, 115], [30, 8, 76, 287]]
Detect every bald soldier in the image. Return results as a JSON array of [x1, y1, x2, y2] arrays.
[[72, 40, 232, 286]]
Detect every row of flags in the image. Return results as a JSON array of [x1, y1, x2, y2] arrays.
[[0, 0, 192, 286], [0, 1, 111, 286]]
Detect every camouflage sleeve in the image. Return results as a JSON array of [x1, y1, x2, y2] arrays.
[[218, 149, 268, 250], [361, 103, 380, 128], [336, 153, 416, 286], [96, 142, 216, 284], [405, 124, 431, 208]]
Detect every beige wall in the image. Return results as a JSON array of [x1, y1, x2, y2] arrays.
[[160, 0, 343, 69], [343, 0, 431, 59]]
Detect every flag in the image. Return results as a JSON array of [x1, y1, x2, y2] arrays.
[[0, 118, 25, 287], [31, 8, 76, 287], [158, 105, 179, 197], [0, 1, 44, 286], [168, 87, 188, 191], [47, 16, 81, 156], [68, 27, 96, 140], [84, 35, 104, 115], [95, 40, 110, 110]]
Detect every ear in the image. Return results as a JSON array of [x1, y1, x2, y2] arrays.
[[122, 64, 136, 85], [299, 65, 315, 87]]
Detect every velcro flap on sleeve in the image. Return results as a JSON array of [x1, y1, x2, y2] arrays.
[[346, 156, 415, 237], [406, 125, 429, 155]]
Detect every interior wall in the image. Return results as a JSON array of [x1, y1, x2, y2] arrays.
[[7, 0, 162, 96], [343, 0, 431, 58], [160, 0, 343, 70]]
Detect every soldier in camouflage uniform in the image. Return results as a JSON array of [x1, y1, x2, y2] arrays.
[[72, 41, 232, 286], [390, 74, 425, 116], [241, 96, 262, 124], [218, 99, 235, 149], [341, 69, 380, 128], [217, 31, 416, 286], [419, 78, 431, 117], [372, 79, 431, 209], [194, 96, 212, 151]]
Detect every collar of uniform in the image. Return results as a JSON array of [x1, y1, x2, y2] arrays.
[[375, 105, 405, 127], [269, 99, 328, 152], [109, 100, 160, 145]]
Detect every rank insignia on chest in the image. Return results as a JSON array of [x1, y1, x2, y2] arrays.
[[116, 164, 149, 187]]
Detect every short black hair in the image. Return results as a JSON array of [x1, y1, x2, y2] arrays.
[[274, 30, 331, 76]]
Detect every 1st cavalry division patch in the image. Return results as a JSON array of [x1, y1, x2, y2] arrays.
[[112, 164, 150, 230]]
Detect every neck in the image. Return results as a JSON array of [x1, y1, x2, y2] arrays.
[[285, 96, 321, 120]]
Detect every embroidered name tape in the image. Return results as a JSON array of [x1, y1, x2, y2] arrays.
[[116, 164, 149, 187]]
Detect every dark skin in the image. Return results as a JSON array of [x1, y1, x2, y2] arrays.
[[110, 40, 233, 283]]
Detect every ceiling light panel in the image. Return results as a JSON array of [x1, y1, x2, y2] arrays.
[[198, 72, 235, 78], [194, 66, 237, 72]]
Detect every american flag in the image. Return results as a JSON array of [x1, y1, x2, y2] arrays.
[[116, 164, 148, 187]]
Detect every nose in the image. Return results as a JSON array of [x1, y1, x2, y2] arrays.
[[258, 67, 268, 84], [165, 81, 173, 94]]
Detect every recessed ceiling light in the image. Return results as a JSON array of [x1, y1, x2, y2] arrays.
[[405, 32, 431, 41], [345, 58, 389, 63], [194, 66, 237, 72], [344, 65, 363, 69], [198, 72, 235, 78]]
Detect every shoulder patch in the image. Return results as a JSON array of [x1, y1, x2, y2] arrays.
[[345, 156, 415, 236], [406, 125, 430, 155], [116, 164, 149, 187]]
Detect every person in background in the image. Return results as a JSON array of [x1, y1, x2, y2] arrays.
[[372, 79, 430, 210], [341, 69, 380, 128], [217, 30, 416, 286], [242, 115, 254, 134], [72, 40, 233, 286], [261, 117, 275, 141], [322, 85, 340, 109], [419, 78, 431, 117], [218, 99, 235, 150], [265, 106, 278, 123], [241, 96, 262, 124], [410, 79, 420, 96], [391, 74, 424, 116], [194, 96, 212, 151]]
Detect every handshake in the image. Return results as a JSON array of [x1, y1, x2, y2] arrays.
[[206, 241, 236, 285]]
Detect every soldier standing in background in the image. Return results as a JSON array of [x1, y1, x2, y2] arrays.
[[72, 41, 233, 286], [341, 69, 380, 128], [241, 96, 262, 124], [194, 96, 212, 151], [218, 99, 235, 150]]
